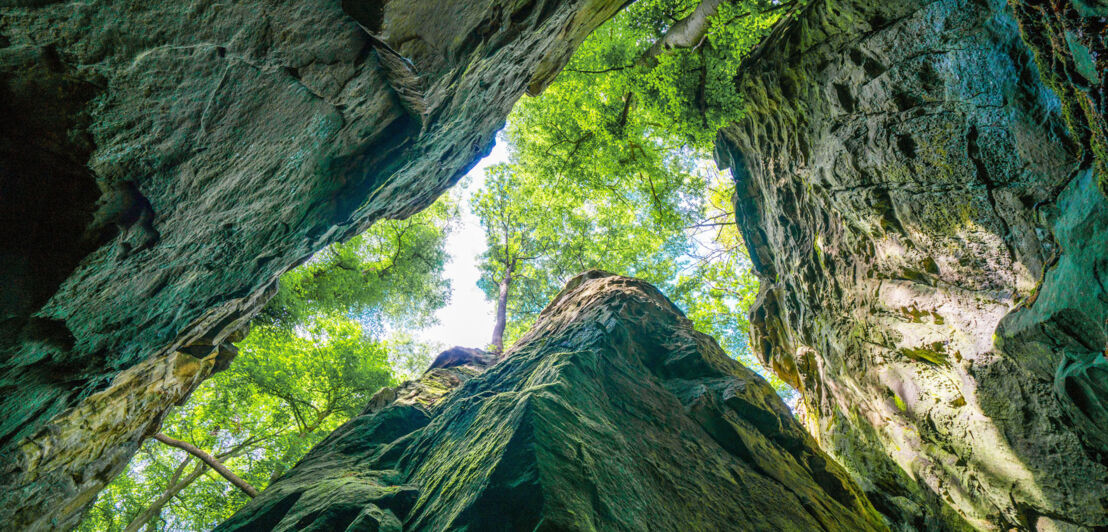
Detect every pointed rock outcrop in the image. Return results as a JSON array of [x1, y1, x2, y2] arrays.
[[220, 272, 886, 531]]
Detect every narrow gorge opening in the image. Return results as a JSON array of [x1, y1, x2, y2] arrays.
[[76, 3, 795, 526], [3, 0, 1106, 530]]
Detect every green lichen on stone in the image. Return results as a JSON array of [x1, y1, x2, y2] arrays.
[[1010, 0, 1108, 197], [893, 394, 908, 412], [899, 343, 950, 367], [722, 0, 1108, 529]]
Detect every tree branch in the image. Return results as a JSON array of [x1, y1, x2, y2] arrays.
[[641, 171, 664, 219], [617, 92, 634, 132], [122, 460, 207, 532], [165, 454, 195, 489], [153, 433, 259, 498], [685, 221, 734, 229], [641, 0, 724, 65]]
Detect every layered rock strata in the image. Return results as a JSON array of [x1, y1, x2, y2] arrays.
[[0, 0, 624, 528], [219, 272, 887, 531], [719, 0, 1108, 529]]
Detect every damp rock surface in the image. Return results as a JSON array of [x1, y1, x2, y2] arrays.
[[219, 272, 887, 532], [719, 0, 1108, 529]]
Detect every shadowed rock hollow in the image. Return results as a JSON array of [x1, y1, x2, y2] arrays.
[[218, 272, 886, 531]]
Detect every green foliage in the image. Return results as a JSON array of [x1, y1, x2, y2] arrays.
[[234, 316, 393, 428], [79, 316, 393, 531], [472, 159, 695, 344], [470, 158, 783, 393], [79, 196, 456, 531], [259, 197, 457, 333], [383, 331, 438, 381], [475, 0, 796, 395], [541, 0, 792, 151], [471, 163, 552, 291]]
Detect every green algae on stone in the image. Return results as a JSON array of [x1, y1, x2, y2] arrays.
[[1009, 0, 1108, 196]]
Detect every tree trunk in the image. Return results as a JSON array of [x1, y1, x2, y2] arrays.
[[641, 0, 724, 64], [122, 458, 206, 532], [152, 433, 259, 498], [491, 269, 512, 355]]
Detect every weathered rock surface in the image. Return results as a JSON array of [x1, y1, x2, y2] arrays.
[[0, 0, 624, 528], [719, 0, 1108, 529], [219, 272, 887, 531], [1009, 0, 1107, 193]]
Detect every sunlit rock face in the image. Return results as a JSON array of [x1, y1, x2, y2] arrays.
[[220, 272, 887, 531], [0, 0, 624, 528], [719, 0, 1108, 529]]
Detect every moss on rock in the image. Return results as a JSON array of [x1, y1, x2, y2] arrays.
[[219, 273, 887, 531]]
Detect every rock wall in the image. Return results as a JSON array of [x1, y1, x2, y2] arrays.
[[0, 0, 625, 528], [219, 272, 887, 531], [718, 0, 1108, 529], [1009, 0, 1107, 193]]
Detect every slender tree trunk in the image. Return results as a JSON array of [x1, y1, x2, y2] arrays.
[[122, 458, 205, 532], [491, 268, 512, 355], [152, 433, 259, 498]]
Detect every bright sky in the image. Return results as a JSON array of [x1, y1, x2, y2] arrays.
[[409, 142, 508, 349], [408, 145, 730, 350]]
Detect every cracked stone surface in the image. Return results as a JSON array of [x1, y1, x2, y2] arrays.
[[218, 272, 887, 532], [0, 0, 624, 528], [718, 0, 1108, 529]]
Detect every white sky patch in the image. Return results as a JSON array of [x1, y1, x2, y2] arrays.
[[409, 141, 508, 349]]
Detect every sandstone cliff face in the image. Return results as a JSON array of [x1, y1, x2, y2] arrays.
[[219, 272, 887, 531], [719, 0, 1108, 529], [0, 0, 624, 528]]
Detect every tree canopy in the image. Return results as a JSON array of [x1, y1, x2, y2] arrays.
[[78, 197, 456, 531], [472, 0, 797, 393], [258, 197, 456, 333]]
